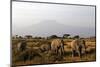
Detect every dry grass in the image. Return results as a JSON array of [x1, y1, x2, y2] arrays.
[[12, 38, 96, 66]]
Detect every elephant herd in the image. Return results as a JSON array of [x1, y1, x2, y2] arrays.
[[16, 38, 86, 59]]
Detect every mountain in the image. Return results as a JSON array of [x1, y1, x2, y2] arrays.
[[12, 20, 95, 37]]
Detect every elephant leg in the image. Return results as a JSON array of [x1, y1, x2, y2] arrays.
[[56, 49, 58, 55], [77, 50, 80, 58], [59, 48, 62, 56], [54, 48, 57, 55], [72, 50, 75, 58], [60, 48, 63, 56], [78, 47, 82, 58], [62, 47, 64, 56]]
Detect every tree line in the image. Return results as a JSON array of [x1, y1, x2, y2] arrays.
[[12, 34, 80, 39]]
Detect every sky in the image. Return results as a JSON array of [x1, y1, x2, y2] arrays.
[[12, 1, 96, 37]]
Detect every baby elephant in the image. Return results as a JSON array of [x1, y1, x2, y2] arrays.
[[39, 44, 51, 53]]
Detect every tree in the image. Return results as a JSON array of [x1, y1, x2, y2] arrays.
[[19, 36, 23, 39], [63, 34, 70, 39], [25, 35, 33, 39], [15, 35, 18, 39], [49, 35, 58, 39], [73, 35, 80, 39]]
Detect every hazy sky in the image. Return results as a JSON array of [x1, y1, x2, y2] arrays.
[[12, 1, 95, 37]]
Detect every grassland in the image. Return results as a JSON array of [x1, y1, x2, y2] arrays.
[[12, 38, 96, 66]]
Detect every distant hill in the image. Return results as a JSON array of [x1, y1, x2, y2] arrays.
[[12, 20, 95, 37]]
